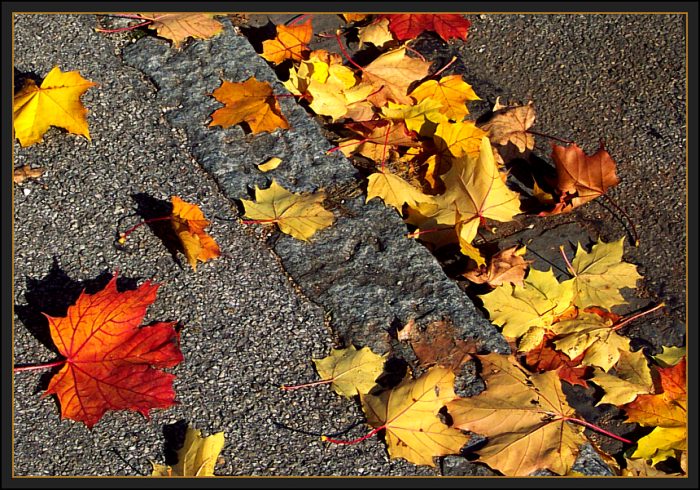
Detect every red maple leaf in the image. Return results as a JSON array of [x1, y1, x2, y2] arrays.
[[380, 14, 471, 42], [524, 332, 591, 387], [42, 273, 183, 428]]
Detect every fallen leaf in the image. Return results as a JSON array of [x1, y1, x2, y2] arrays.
[[397, 319, 417, 341], [42, 273, 183, 428], [434, 120, 488, 159], [463, 245, 531, 287], [441, 137, 521, 250], [553, 311, 631, 372], [209, 77, 289, 134], [137, 13, 223, 48], [361, 367, 468, 466], [358, 18, 394, 49], [621, 458, 671, 477], [257, 157, 282, 172], [366, 170, 435, 213], [541, 142, 620, 215], [381, 14, 471, 42], [338, 120, 419, 161], [410, 75, 480, 121], [653, 345, 686, 367], [410, 320, 478, 371], [152, 425, 225, 476], [261, 19, 313, 64], [524, 332, 591, 388], [170, 196, 221, 271], [13, 165, 44, 184], [240, 180, 334, 241], [480, 267, 574, 341], [590, 349, 653, 406], [360, 47, 432, 105], [562, 237, 642, 310], [381, 99, 447, 136], [446, 353, 587, 476], [13, 66, 97, 147], [313, 345, 387, 397], [342, 13, 370, 23], [479, 101, 535, 153]]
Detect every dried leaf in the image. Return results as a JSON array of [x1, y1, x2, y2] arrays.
[[410, 320, 477, 371], [358, 18, 393, 49], [653, 345, 686, 367], [257, 157, 282, 172], [366, 171, 435, 212], [361, 367, 468, 466], [152, 425, 225, 476], [13, 66, 97, 147], [447, 354, 587, 476], [313, 345, 387, 397], [463, 245, 530, 287], [479, 101, 535, 153], [13, 165, 44, 184], [261, 19, 313, 64], [138, 13, 223, 48], [170, 196, 221, 271], [42, 273, 183, 428], [240, 180, 334, 241], [590, 349, 653, 406], [360, 47, 432, 105], [209, 77, 289, 134], [524, 332, 591, 388]]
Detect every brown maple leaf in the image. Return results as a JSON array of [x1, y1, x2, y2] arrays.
[[137, 13, 224, 48], [40, 273, 183, 428], [463, 245, 531, 287], [410, 320, 478, 372], [540, 142, 620, 215]]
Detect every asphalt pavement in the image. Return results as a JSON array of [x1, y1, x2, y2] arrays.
[[12, 12, 686, 478]]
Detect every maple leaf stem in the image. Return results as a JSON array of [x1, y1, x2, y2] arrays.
[[326, 138, 371, 154], [613, 303, 666, 331], [600, 193, 640, 247], [432, 56, 457, 78], [558, 416, 632, 444], [13, 359, 66, 373], [239, 218, 278, 225], [526, 129, 574, 145], [379, 124, 392, 172], [321, 425, 386, 445], [280, 378, 334, 391], [118, 216, 172, 244], [95, 20, 153, 34], [559, 245, 576, 276], [335, 30, 365, 73], [404, 43, 427, 62]]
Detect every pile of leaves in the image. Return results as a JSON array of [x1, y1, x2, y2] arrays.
[[12, 12, 685, 478]]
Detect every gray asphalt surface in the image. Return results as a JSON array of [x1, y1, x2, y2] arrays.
[[12, 13, 686, 478]]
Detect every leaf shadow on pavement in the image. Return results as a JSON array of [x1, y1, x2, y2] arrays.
[[13, 67, 41, 94], [162, 419, 189, 466], [14, 259, 140, 393], [129, 193, 183, 269]]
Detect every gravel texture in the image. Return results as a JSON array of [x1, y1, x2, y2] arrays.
[[12, 12, 686, 478]]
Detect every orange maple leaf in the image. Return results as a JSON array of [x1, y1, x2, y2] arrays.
[[209, 77, 289, 134], [43, 273, 183, 428], [170, 196, 221, 271], [261, 19, 313, 64]]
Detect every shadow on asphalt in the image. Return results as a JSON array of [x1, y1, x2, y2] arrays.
[[126, 193, 183, 269], [14, 260, 140, 393]]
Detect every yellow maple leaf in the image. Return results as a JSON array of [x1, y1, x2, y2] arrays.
[[381, 99, 446, 137], [152, 425, 225, 476], [410, 74, 480, 121], [357, 18, 394, 49], [562, 237, 642, 310], [434, 120, 488, 159], [553, 312, 630, 372], [240, 180, 334, 241], [359, 47, 432, 106], [13, 66, 97, 147], [361, 367, 468, 467], [441, 136, 521, 246], [209, 77, 289, 134], [653, 345, 686, 367], [137, 13, 223, 48], [590, 349, 653, 406], [446, 353, 587, 476], [312, 346, 387, 397], [261, 19, 313, 64], [366, 170, 436, 212], [170, 196, 221, 271], [480, 268, 575, 341]]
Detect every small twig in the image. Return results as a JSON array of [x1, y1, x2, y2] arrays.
[[526, 129, 574, 145], [281, 379, 334, 391], [600, 193, 640, 246], [432, 56, 457, 78]]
